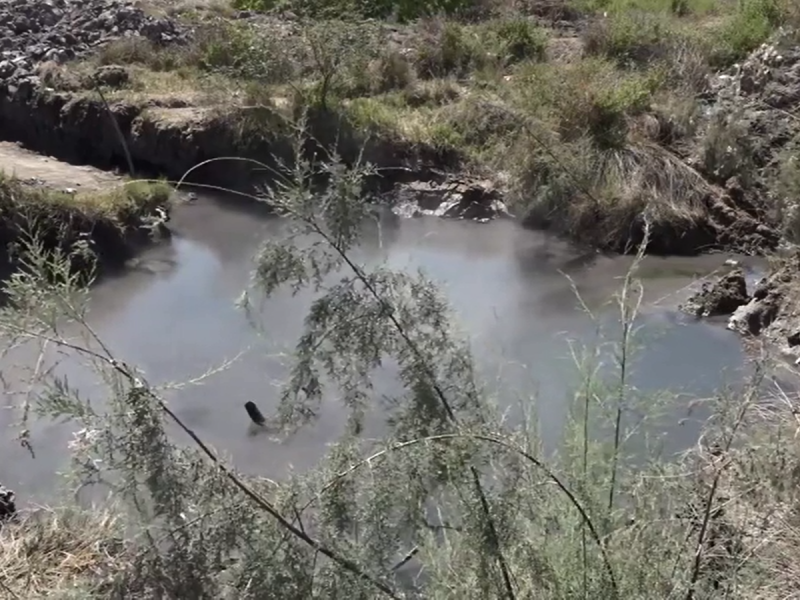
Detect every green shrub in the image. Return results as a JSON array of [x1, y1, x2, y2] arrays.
[[583, 12, 675, 66], [486, 18, 548, 64], [402, 79, 462, 108], [574, 0, 718, 14], [707, 0, 788, 67], [443, 95, 525, 153], [697, 108, 755, 184], [415, 21, 481, 79], [517, 59, 662, 150], [198, 21, 297, 84], [773, 144, 800, 242]]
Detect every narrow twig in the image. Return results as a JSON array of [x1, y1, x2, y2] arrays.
[[93, 80, 135, 177], [0, 578, 21, 599], [302, 213, 518, 600], [390, 546, 420, 572], [7, 326, 399, 600]]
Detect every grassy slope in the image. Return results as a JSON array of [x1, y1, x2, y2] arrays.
[[0, 174, 172, 261], [40, 0, 800, 252]]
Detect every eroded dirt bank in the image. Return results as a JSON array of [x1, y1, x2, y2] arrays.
[[1, 0, 800, 284], [0, 141, 171, 269], [0, 0, 505, 219]]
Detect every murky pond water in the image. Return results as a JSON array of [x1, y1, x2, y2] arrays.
[[0, 195, 772, 502]]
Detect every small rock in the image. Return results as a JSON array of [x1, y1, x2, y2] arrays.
[[92, 64, 129, 88], [0, 483, 16, 525], [391, 177, 509, 222], [682, 268, 750, 318], [12, 16, 31, 34], [0, 59, 14, 77]]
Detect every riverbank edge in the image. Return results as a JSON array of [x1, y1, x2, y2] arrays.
[[0, 169, 172, 273], [0, 83, 470, 269], [0, 85, 466, 192]]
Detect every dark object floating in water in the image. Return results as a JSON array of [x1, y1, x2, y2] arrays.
[[244, 401, 266, 426]]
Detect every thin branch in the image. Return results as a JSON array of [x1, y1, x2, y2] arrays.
[[0, 578, 21, 600], [607, 221, 648, 514], [296, 204, 519, 600], [298, 433, 618, 597], [6, 325, 399, 600]]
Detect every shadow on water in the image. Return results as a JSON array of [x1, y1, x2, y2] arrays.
[[0, 193, 785, 505]]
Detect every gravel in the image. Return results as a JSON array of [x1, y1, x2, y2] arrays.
[[0, 0, 188, 89]]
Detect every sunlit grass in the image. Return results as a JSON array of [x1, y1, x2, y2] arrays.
[[0, 173, 172, 223]]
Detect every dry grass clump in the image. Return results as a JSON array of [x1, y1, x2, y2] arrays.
[[514, 135, 715, 252], [0, 505, 129, 598], [498, 56, 719, 252], [704, 388, 800, 598]]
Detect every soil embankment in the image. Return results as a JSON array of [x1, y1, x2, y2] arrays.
[[0, 142, 171, 269], [679, 34, 800, 356], [1, 0, 800, 289], [0, 0, 506, 221]]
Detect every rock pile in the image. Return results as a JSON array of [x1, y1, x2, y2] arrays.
[[681, 268, 750, 318], [0, 0, 188, 88], [711, 35, 800, 106], [704, 32, 800, 182], [391, 177, 510, 221]]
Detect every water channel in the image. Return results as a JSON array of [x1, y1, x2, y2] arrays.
[[0, 195, 775, 503]]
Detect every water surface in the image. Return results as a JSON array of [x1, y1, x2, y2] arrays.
[[0, 196, 769, 501]]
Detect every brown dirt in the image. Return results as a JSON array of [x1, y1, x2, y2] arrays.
[[0, 141, 121, 192]]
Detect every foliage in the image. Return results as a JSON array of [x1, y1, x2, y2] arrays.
[[0, 127, 799, 600], [773, 141, 800, 243], [7, 0, 800, 591]]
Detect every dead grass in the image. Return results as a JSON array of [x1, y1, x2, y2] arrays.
[[0, 174, 172, 223], [0, 505, 129, 598], [708, 389, 800, 598], [512, 134, 716, 252]]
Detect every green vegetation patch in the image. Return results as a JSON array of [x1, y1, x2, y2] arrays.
[[0, 174, 171, 224], [45, 0, 799, 253], [0, 174, 173, 265], [231, 0, 491, 22]]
